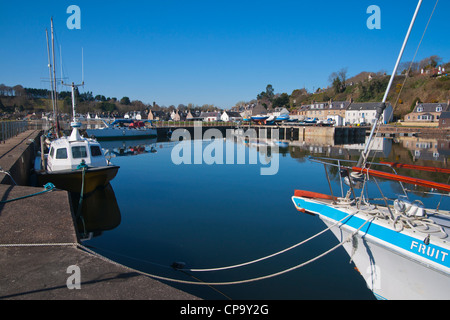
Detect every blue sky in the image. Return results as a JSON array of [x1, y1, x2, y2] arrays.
[[0, 0, 449, 109]]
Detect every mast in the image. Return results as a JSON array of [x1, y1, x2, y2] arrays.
[[50, 18, 60, 137], [62, 81, 84, 141], [357, 0, 423, 168], [45, 29, 56, 123]]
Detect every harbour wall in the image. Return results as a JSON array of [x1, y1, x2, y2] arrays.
[[0, 130, 41, 186], [157, 124, 367, 144], [0, 129, 200, 300]]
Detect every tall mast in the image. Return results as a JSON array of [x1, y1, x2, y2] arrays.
[[45, 29, 56, 121], [357, 0, 423, 168], [50, 18, 60, 137]]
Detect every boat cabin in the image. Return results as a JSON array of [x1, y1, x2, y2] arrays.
[[46, 132, 108, 172]]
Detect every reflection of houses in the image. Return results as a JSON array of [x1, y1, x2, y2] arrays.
[[342, 136, 392, 158], [399, 137, 448, 162], [404, 102, 449, 125], [287, 136, 392, 159], [345, 102, 393, 125]]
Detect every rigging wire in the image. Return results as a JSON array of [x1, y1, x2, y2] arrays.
[[368, 0, 440, 167]]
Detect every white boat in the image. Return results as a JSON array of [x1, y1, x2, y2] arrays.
[[36, 82, 119, 194], [292, 159, 450, 300], [86, 119, 157, 140], [35, 22, 119, 194], [291, 0, 450, 300]]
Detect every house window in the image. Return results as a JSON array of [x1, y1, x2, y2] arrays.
[[437, 107, 442, 112], [417, 107, 423, 112]]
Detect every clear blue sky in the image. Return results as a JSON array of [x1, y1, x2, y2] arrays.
[[1, 0, 448, 109]]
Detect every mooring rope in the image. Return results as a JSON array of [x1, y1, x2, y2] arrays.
[[0, 213, 374, 286], [183, 211, 356, 273], [73, 216, 374, 286], [0, 183, 55, 204]]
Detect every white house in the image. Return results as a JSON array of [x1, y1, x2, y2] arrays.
[[345, 102, 393, 125], [221, 111, 243, 122]]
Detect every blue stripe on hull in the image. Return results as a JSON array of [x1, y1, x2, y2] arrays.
[[292, 196, 450, 271]]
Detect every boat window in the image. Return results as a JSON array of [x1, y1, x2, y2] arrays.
[[49, 147, 55, 158], [56, 148, 68, 159], [72, 146, 87, 159], [90, 145, 103, 157]]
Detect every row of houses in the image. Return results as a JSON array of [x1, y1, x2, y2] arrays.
[[290, 100, 450, 127], [147, 109, 243, 122], [289, 100, 393, 125], [404, 101, 450, 127]]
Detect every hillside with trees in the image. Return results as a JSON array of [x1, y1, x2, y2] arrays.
[[245, 55, 450, 120]]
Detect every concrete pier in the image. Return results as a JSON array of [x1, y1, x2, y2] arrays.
[[0, 130, 199, 300]]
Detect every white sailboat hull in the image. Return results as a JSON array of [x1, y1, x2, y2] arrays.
[[292, 196, 450, 300], [322, 217, 450, 300]]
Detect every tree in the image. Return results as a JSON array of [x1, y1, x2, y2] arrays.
[[329, 68, 348, 94], [419, 55, 442, 70], [265, 84, 274, 100], [272, 93, 290, 108], [95, 94, 106, 102], [257, 84, 275, 101], [120, 96, 130, 105]]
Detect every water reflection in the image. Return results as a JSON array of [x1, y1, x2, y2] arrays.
[[81, 133, 448, 300], [101, 138, 158, 158], [71, 183, 121, 240]]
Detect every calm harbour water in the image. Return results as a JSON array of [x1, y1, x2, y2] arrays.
[[78, 133, 448, 300]]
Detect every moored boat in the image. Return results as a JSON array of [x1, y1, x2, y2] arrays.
[[290, 0, 450, 300], [36, 83, 120, 194], [86, 119, 157, 140]]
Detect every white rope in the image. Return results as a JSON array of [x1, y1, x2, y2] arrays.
[[185, 211, 356, 272], [74, 217, 374, 286], [0, 243, 78, 248]]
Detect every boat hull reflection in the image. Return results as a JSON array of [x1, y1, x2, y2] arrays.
[[71, 183, 121, 238]]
